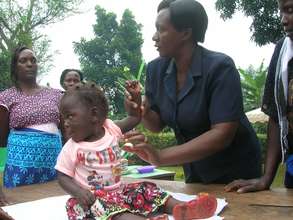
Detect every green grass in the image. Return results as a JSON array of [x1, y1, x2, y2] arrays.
[[159, 166, 185, 181], [0, 172, 3, 186], [0, 166, 184, 184], [272, 164, 285, 188], [160, 164, 286, 188]]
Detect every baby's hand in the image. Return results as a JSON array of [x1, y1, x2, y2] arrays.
[[75, 188, 96, 208]]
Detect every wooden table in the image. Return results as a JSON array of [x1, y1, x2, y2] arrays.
[[3, 179, 293, 220]]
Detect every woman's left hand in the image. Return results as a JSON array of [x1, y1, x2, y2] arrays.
[[122, 130, 161, 166]]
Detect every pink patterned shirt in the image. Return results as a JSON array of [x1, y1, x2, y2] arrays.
[[0, 87, 62, 128], [55, 119, 123, 191]]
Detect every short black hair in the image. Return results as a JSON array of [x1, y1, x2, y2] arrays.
[[10, 45, 31, 86], [61, 82, 108, 121], [60, 68, 84, 88], [157, 0, 208, 43]]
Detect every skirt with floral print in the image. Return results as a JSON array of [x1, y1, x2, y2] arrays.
[[66, 181, 170, 220]]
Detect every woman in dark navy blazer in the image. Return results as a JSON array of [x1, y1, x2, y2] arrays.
[[124, 0, 262, 184]]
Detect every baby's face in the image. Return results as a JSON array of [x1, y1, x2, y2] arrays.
[[60, 95, 96, 142]]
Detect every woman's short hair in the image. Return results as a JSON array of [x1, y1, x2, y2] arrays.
[[10, 45, 31, 85], [157, 0, 208, 43], [60, 69, 84, 87]]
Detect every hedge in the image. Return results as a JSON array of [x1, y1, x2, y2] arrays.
[[126, 123, 268, 165], [127, 126, 176, 165]]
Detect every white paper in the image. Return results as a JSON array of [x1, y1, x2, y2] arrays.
[[3, 195, 70, 220], [3, 192, 227, 220]]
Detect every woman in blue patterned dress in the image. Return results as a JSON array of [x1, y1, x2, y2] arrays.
[[0, 46, 63, 195]]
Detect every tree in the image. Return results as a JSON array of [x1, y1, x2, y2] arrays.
[[0, 0, 82, 90], [74, 6, 144, 116], [0, 50, 10, 90], [239, 61, 267, 112], [215, 0, 283, 46]]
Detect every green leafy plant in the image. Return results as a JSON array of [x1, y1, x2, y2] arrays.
[[239, 61, 267, 112], [251, 122, 267, 163], [239, 62, 268, 162], [116, 60, 146, 96]]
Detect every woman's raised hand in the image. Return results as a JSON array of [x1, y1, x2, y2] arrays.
[[124, 80, 142, 117]]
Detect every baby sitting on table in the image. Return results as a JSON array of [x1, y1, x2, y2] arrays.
[[55, 82, 217, 220]]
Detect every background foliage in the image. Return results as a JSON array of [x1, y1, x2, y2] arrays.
[[0, 0, 285, 185], [74, 6, 144, 115], [215, 0, 282, 46], [116, 62, 146, 98], [0, 0, 82, 90], [239, 61, 267, 112]]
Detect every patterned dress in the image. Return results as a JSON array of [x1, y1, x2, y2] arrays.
[[0, 87, 62, 188]]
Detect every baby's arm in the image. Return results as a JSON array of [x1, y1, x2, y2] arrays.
[[115, 80, 142, 133], [57, 171, 95, 207], [115, 116, 141, 134]]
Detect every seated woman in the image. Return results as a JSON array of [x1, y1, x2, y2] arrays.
[[60, 68, 83, 91], [0, 45, 63, 192]]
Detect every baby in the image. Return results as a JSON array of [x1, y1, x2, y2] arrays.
[[55, 82, 216, 220]]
